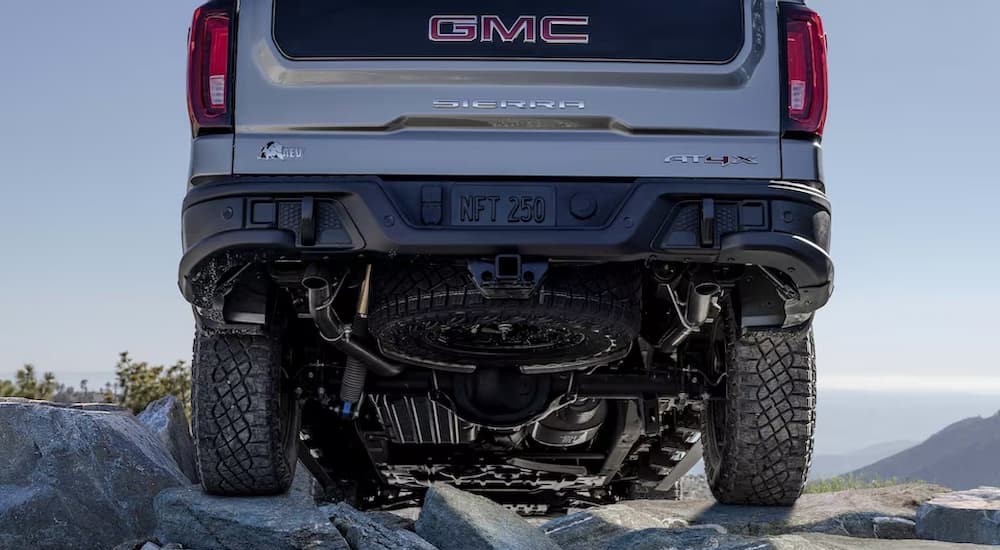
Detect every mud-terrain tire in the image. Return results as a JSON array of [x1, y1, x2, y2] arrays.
[[702, 298, 816, 506], [369, 263, 641, 372], [192, 328, 300, 495]]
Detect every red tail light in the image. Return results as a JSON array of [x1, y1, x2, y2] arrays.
[[188, 1, 233, 135], [782, 5, 828, 135]]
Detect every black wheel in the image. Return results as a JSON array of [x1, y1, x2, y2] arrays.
[[368, 263, 641, 372], [192, 326, 301, 495], [701, 297, 816, 505]]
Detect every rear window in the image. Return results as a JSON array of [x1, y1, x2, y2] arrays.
[[272, 0, 745, 63]]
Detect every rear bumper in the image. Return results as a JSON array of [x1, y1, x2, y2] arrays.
[[180, 176, 833, 312]]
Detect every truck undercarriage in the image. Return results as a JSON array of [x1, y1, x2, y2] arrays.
[[189, 239, 822, 509], [297, 365, 709, 512]]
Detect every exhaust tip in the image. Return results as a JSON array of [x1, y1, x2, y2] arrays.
[[693, 282, 722, 298], [302, 277, 327, 290], [302, 274, 329, 290]]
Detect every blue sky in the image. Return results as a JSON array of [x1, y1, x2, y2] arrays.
[[807, 0, 1000, 391], [1, 1, 200, 384], [1, 1, 998, 404]]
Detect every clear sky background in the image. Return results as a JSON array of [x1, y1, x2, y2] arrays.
[[1, 2, 997, 451]]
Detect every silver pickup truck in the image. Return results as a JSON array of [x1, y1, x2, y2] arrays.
[[180, 0, 832, 511]]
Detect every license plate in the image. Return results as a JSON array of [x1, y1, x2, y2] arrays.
[[451, 186, 555, 227]]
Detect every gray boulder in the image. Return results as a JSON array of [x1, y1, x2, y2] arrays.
[[322, 501, 438, 550], [612, 531, 995, 550], [916, 487, 1000, 545], [415, 485, 561, 550], [0, 398, 189, 550], [872, 517, 917, 540], [772, 533, 997, 549], [624, 483, 945, 538], [366, 509, 420, 532], [111, 539, 162, 550], [70, 402, 137, 412], [137, 395, 199, 483], [154, 486, 349, 550], [541, 504, 687, 550], [609, 528, 781, 550]]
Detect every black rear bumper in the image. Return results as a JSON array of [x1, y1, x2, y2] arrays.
[[180, 176, 833, 315]]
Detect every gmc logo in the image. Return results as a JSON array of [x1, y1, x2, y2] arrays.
[[429, 15, 590, 44]]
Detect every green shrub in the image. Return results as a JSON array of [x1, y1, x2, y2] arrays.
[[0, 364, 59, 400], [113, 352, 191, 415], [2, 353, 190, 415]]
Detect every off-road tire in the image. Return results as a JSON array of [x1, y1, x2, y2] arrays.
[[192, 329, 300, 495], [368, 262, 642, 372], [702, 298, 816, 506]]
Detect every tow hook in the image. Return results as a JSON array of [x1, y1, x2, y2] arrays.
[[468, 255, 548, 299]]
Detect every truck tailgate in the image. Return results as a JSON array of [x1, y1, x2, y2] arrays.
[[233, 0, 781, 179]]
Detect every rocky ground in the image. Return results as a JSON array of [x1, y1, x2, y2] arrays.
[[1, 397, 998, 549]]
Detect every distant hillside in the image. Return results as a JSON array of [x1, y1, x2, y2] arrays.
[[850, 410, 1000, 490], [810, 440, 917, 479]]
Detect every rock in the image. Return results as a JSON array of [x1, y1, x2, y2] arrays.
[[70, 402, 134, 413], [111, 539, 160, 550], [541, 504, 685, 550], [322, 502, 438, 550], [366, 510, 419, 532], [289, 460, 320, 504], [680, 474, 715, 501], [0, 399, 189, 550], [872, 516, 917, 540], [415, 485, 561, 550], [609, 528, 779, 550], [154, 485, 348, 550], [624, 483, 947, 537], [773, 533, 997, 549], [611, 531, 995, 550], [137, 396, 199, 483], [916, 487, 1000, 545]]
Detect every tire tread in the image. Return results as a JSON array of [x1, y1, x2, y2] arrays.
[[192, 331, 295, 495], [704, 305, 816, 506]]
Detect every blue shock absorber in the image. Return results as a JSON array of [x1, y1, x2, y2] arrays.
[[339, 354, 366, 418], [339, 264, 373, 419]]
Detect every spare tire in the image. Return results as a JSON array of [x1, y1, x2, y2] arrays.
[[368, 262, 641, 373]]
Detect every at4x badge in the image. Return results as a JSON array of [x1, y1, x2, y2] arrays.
[[665, 154, 758, 167]]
